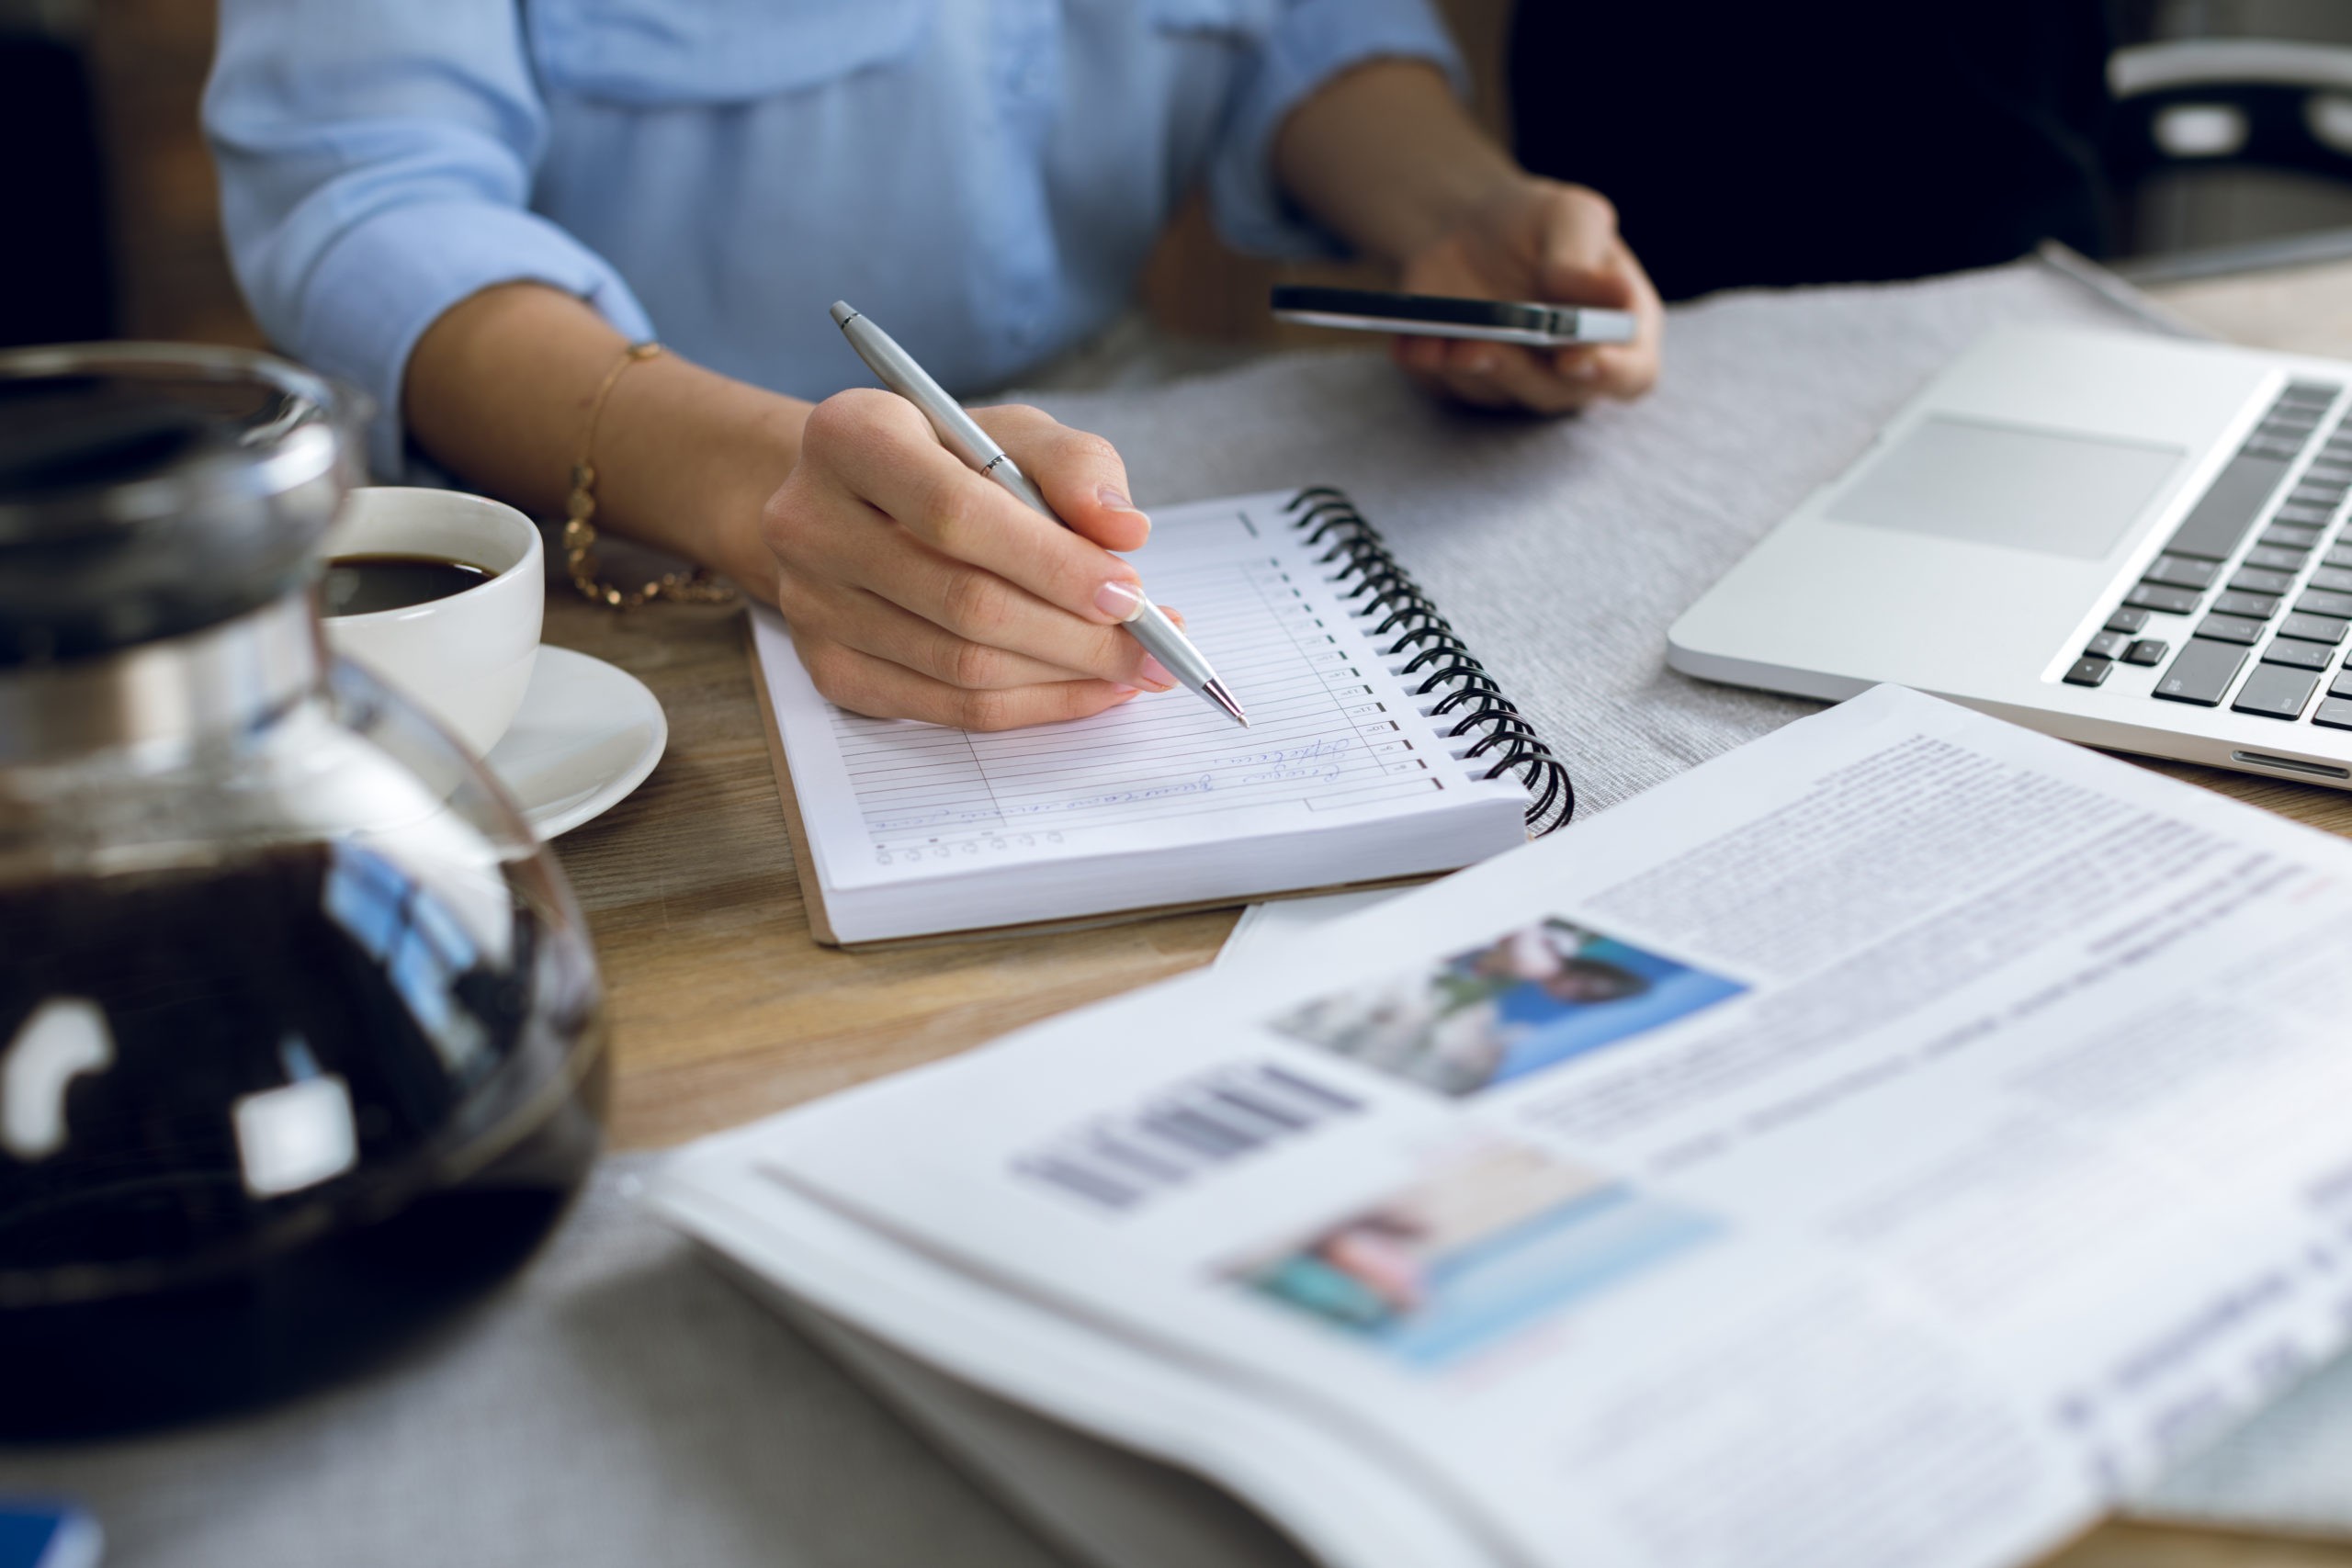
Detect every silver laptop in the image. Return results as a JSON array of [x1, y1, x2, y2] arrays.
[[1670, 325, 2352, 787]]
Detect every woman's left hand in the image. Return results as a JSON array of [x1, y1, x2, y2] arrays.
[[1394, 176, 1664, 415]]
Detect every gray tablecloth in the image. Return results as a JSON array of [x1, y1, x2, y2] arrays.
[[16, 259, 2341, 1564], [0, 1160, 1069, 1568]]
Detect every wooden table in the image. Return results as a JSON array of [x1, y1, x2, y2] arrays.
[[545, 257, 2352, 1565], [547, 592, 1247, 1149]]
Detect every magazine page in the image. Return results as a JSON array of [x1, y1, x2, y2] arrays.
[[691, 687, 2352, 1568]]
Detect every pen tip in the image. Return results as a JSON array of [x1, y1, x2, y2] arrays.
[[1204, 679, 1248, 728], [830, 300, 860, 329]]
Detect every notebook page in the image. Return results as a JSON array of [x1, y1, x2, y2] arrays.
[[752, 491, 1527, 899]]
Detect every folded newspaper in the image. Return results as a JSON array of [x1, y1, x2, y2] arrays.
[[652, 686, 2352, 1568]]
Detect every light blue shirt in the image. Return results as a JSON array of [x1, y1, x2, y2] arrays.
[[205, 0, 1463, 475]]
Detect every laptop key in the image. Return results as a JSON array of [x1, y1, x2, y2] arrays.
[[2314, 697, 2352, 729], [2084, 631, 2129, 660], [2124, 638, 2168, 666], [2105, 607, 2151, 635], [2297, 588, 2352, 619], [2063, 656, 2112, 688], [2312, 567, 2352, 593], [2247, 436, 2306, 459], [2196, 613, 2266, 645], [2165, 454, 2294, 559], [2246, 546, 2311, 571], [2213, 591, 2280, 619], [2235, 663, 2321, 718], [2331, 670, 2352, 698], [2231, 566, 2298, 595], [2143, 555, 2221, 590], [2262, 523, 2324, 549], [2324, 546, 2352, 570], [2264, 638, 2334, 671], [2279, 612, 2351, 644], [2278, 504, 2337, 526], [2155, 637, 2249, 705], [2125, 582, 2201, 615]]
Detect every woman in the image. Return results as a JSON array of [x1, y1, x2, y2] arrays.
[[207, 1, 1662, 729]]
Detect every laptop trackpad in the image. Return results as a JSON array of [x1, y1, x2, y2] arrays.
[[1826, 415, 2183, 559]]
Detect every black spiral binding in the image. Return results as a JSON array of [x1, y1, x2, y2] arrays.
[[1283, 488, 1574, 836]]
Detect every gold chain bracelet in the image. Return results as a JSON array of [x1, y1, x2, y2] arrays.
[[563, 340, 736, 610]]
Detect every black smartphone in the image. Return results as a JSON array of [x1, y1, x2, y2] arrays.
[[1270, 285, 1637, 347]]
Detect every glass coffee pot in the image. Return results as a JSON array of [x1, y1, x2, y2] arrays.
[[0, 344, 609, 1438]]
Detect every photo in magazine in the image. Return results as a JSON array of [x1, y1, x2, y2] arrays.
[[1270, 918, 1745, 1096], [1220, 1143, 1719, 1367]]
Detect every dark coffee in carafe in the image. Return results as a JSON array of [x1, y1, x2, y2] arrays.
[[0, 344, 610, 1438], [0, 842, 605, 1436]]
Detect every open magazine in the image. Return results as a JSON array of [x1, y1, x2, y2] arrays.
[[652, 686, 2352, 1568]]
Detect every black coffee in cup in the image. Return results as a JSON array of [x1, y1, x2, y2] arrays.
[[322, 553, 492, 616]]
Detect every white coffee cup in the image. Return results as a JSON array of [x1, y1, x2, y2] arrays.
[[320, 488, 543, 756]]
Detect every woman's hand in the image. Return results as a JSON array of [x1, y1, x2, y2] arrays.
[[1393, 177, 1664, 415], [753, 390, 1176, 730]]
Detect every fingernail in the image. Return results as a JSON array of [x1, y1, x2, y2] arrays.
[[1094, 580, 1144, 621], [1467, 352, 1499, 375], [1137, 658, 1176, 692], [1099, 486, 1150, 540]]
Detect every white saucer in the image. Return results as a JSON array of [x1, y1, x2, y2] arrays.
[[483, 646, 668, 839]]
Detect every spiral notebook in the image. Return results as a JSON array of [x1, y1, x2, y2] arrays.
[[747, 488, 1572, 944]]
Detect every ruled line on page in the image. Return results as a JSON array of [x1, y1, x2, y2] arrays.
[[825, 553, 1444, 858]]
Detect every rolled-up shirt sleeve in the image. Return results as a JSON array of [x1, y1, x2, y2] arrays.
[[205, 1, 654, 475], [1205, 0, 1469, 259]]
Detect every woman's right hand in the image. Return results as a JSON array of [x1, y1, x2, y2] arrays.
[[752, 389, 1177, 730]]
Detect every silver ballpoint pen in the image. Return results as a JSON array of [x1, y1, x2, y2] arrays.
[[831, 300, 1247, 728]]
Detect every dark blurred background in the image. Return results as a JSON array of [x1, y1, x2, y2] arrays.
[[10, 0, 2352, 355]]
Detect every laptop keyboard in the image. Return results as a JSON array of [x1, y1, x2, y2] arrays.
[[2068, 379, 2352, 728]]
